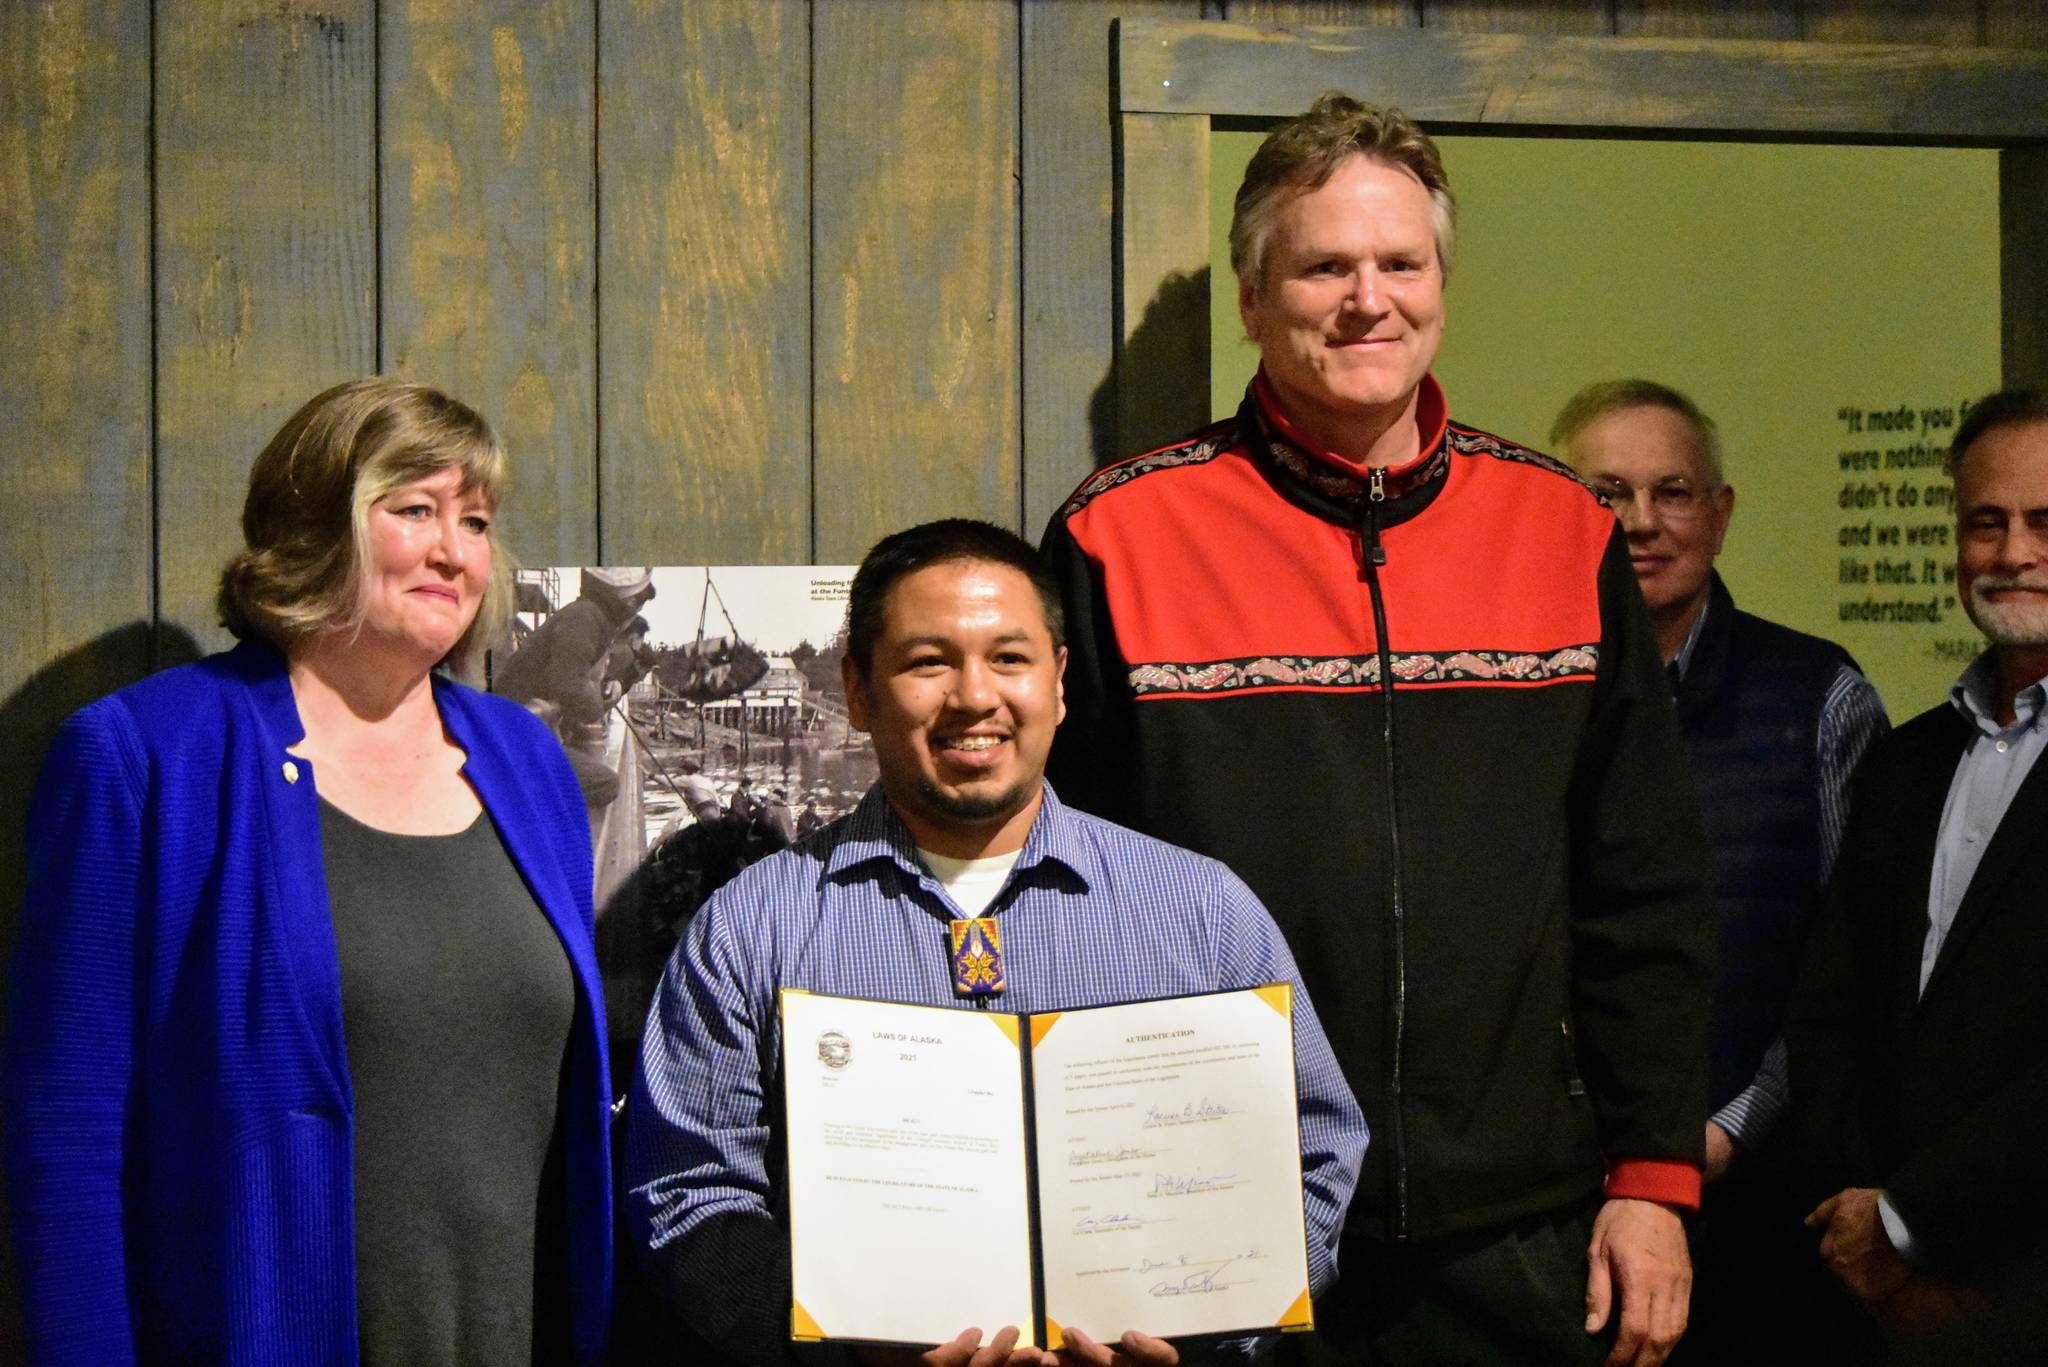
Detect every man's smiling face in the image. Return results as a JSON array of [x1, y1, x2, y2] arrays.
[[1240, 154, 1445, 453], [1956, 419, 2048, 650], [843, 559, 1067, 860]]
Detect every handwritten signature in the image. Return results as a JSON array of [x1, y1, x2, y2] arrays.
[[1075, 1212, 1140, 1230], [1142, 1097, 1236, 1128], [1149, 1259, 1233, 1297], [1138, 1249, 1263, 1275], [1152, 1169, 1237, 1196]]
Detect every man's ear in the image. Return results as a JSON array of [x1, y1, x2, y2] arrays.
[[1238, 272, 1261, 343], [1053, 645, 1068, 727], [840, 652, 871, 733], [1710, 483, 1736, 557]]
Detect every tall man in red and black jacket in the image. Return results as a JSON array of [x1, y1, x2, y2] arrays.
[[1043, 95, 1714, 1367]]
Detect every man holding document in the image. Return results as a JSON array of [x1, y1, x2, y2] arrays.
[[623, 519, 1367, 1366]]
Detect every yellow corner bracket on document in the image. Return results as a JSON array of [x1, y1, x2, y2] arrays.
[[1029, 1011, 1063, 1049]]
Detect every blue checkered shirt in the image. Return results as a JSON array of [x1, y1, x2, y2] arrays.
[[623, 783, 1368, 1363]]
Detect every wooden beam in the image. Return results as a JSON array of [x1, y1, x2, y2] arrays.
[[154, 0, 378, 651], [599, 0, 811, 565], [811, 0, 1021, 562], [1117, 18, 2048, 139], [2002, 146, 2048, 391], [1022, 0, 1199, 533], [381, 0, 598, 565], [1116, 109, 1213, 459]]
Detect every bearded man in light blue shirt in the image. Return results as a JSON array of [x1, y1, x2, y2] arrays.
[[1789, 389, 2048, 1363]]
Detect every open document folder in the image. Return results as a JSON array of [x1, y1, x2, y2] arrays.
[[780, 985, 1315, 1350]]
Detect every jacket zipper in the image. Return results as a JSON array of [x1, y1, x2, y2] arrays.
[[1359, 466, 1411, 1240], [1561, 1017, 1587, 1097]]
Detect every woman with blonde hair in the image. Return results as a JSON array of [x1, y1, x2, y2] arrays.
[[6, 379, 612, 1363]]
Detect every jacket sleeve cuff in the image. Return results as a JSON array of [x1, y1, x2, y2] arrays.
[[1604, 1159, 1702, 1212]]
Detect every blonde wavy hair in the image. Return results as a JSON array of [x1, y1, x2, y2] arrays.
[[216, 377, 512, 680]]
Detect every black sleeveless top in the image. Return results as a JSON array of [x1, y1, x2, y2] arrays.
[[320, 798, 576, 1365]]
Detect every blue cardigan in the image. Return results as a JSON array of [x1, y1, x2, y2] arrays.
[[5, 642, 613, 1364]]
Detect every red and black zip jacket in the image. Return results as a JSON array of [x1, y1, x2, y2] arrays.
[[1043, 375, 1713, 1243]]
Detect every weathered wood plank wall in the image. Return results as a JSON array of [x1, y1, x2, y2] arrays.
[[812, 0, 1024, 561], [1, 0, 156, 1032], [384, 0, 600, 567], [1, 4, 154, 1347], [155, 0, 380, 649], [600, 0, 811, 565], [1, 0, 2044, 1341]]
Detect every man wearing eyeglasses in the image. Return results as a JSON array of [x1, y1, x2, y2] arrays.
[[1554, 380, 1889, 1362]]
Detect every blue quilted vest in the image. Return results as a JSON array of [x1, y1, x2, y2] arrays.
[[1674, 576, 1861, 1109]]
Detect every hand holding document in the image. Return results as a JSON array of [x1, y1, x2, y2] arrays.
[[781, 986, 1312, 1352]]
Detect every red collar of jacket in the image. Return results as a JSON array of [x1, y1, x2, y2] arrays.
[[1250, 369, 1451, 501]]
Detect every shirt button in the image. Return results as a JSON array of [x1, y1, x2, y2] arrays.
[[1966, 829, 1981, 843], [282, 760, 300, 784], [1995, 740, 2009, 753]]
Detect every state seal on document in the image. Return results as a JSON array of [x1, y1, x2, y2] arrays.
[[817, 1030, 852, 1070]]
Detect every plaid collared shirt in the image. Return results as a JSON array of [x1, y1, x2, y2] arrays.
[[623, 783, 1367, 1357]]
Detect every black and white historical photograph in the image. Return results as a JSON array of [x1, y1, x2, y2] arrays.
[[489, 565, 875, 1052]]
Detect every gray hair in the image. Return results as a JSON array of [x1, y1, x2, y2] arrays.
[[1950, 388, 2048, 475], [1550, 378, 1725, 486]]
